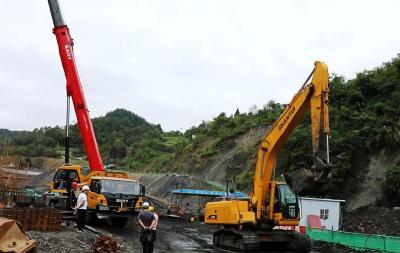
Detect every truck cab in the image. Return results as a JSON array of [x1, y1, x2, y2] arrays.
[[88, 176, 144, 213], [46, 165, 145, 226]]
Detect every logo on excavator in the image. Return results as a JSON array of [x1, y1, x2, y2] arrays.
[[65, 45, 72, 60], [278, 106, 296, 131]]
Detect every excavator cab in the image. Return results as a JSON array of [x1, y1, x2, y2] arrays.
[[275, 182, 299, 220]]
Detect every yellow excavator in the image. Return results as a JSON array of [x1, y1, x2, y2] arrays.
[[205, 61, 330, 252]]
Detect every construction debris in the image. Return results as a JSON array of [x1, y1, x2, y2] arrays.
[[92, 235, 119, 253], [0, 217, 37, 253], [27, 226, 100, 253]]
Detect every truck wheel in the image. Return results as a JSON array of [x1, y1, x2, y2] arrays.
[[110, 217, 129, 227]]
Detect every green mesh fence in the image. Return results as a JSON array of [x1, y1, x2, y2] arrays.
[[306, 228, 400, 252]]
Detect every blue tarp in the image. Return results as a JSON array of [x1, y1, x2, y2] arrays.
[[171, 188, 248, 198]]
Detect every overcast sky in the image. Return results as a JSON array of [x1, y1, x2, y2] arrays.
[[0, 1, 399, 132]]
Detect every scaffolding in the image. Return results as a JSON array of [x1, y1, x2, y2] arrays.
[[0, 140, 29, 207]]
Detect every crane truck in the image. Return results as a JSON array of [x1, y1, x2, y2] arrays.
[[45, 0, 145, 227], [205, 61, 331, 252]]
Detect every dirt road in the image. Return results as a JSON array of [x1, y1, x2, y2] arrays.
[[93, 218, 350, 253], [94, 218, 215, 252], [26, 218, 354, 253]]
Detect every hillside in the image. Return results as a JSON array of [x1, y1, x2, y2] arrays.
[[0, 108, 183, 170], [1, 55, 400, 209], [162, 55, 400, 208]]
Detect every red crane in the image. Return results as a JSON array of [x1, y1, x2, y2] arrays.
[[48, 0, 103, 171]]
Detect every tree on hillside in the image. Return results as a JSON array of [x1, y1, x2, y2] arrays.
[[234, 108, 240, 116], [109, 138, 127, 160]]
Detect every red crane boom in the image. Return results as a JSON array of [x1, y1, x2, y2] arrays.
[[48, 0, 103, 171]]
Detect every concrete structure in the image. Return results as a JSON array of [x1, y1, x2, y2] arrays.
[[299, 197, 345, 231]]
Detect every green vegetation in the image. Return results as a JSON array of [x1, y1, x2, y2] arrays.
[[0, 109, 181, 170], [1, 55, 400, 205], [278, 55, 400, 200], [205, 180, 225, 191], [383, 164, 400, 206]]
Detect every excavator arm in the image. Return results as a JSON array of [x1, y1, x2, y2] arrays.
[[252, 61, 329, 220]]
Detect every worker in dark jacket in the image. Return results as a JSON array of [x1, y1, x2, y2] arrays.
[[67, 181, 78, 210], [137, 202, 155, 253]]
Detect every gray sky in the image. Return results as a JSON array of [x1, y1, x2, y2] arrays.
[[0, 1, 399, 132]]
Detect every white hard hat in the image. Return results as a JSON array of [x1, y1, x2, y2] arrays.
[[142, 202, 149, 208], [82, 185, 90, 191]]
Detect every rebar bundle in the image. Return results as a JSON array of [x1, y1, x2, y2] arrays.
[[0, 207, 62, 231]]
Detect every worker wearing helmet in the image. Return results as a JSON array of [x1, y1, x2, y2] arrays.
[[149, 206, 159, 243], [76, 185, 89, 231], [137, 202, 156, 253]]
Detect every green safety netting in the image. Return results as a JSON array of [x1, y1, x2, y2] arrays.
[[306, 228, 400, 253]]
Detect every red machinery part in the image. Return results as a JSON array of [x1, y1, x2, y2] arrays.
[[49, 0, 103, 171]]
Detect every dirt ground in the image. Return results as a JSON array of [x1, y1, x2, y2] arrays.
[[341, 206, 400, 236], [26, 218, 369, 253], [26, 218, 214, 253], [94, 218, 214, 252], [23, 169, 397, 252], [23, 200, 396, 252]]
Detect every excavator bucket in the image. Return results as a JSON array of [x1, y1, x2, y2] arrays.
[[0, 218, 37, 253], [284, 168, 314, 193], [285, 164, 332, 195], [286, 132, 333, 195]]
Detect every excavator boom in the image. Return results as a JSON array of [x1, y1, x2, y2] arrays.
[[253, 61, 329, 220]]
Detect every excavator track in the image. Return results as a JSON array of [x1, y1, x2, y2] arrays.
[[213, 228, 311, 253]]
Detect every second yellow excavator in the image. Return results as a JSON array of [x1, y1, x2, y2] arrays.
[[205, 61, 331, 252]]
